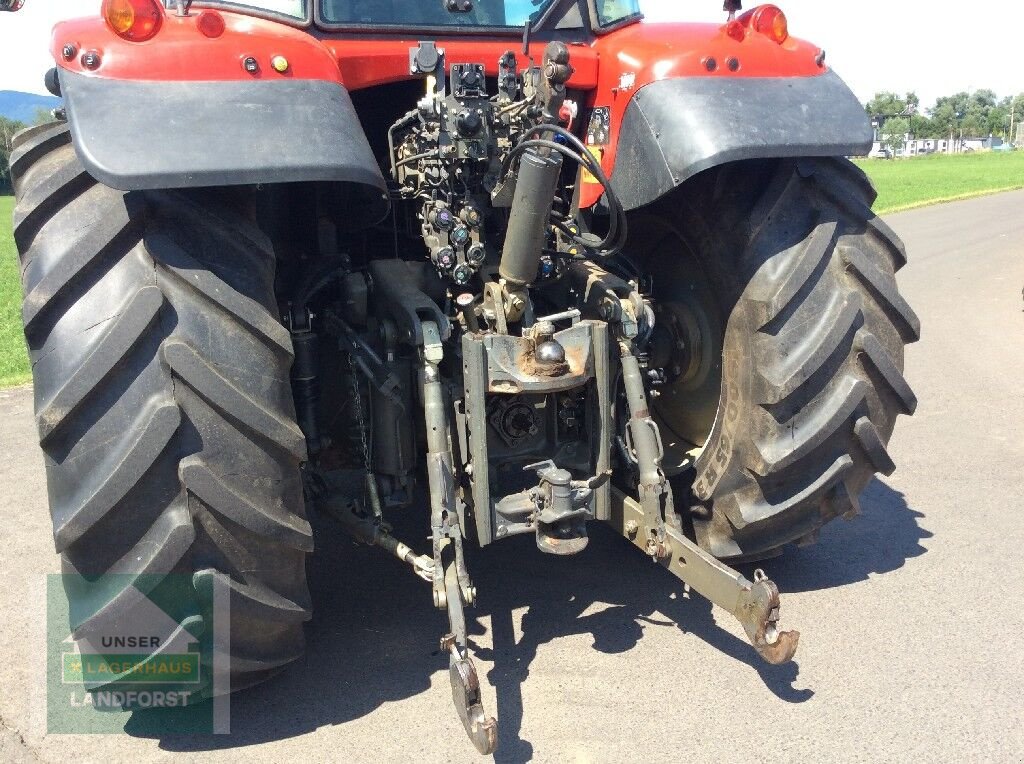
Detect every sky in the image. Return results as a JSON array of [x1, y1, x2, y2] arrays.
[[1, 1, 1022, 110]]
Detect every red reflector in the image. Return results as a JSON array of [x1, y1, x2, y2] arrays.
[[197, 10, 226, 38], [101, 0, 163, 42], [725, 19, 745, 41]]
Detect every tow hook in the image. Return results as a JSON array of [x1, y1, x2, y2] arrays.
[[742, 570, 800, 664], [441, 543, 498, 754]]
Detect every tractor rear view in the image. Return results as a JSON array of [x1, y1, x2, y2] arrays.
[[7, 0, 918, 754]]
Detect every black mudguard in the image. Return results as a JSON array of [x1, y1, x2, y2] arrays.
[[59, 69, 389, 222], [611, 70, 872, 210]]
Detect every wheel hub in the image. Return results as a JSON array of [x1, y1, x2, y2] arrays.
[[648, 300, 707, 388], [632, 220, 725, 475]]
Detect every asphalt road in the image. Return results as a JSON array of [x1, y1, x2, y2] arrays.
[[2, 191, 1023, 763]]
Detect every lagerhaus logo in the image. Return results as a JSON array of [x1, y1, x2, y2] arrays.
[[46, 572, 231, 734]]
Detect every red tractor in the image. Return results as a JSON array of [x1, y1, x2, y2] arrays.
[[6, 0, 918, 753]]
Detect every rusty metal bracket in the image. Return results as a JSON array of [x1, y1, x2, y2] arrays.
[[610, 488, 798, 664]]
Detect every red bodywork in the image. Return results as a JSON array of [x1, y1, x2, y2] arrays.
[[52, 6, 827, 207]]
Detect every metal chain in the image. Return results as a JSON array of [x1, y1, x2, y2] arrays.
[[348, 353, 372, 473]]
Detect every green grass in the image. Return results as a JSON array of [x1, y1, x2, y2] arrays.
[[855, 150, 1024, 214], [0, 195, 30, 388], [0, 151, 1022, 388]]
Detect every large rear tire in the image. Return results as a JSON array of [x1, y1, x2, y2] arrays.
[[632, 158, 920, 560], [11, 122, 313, 699]]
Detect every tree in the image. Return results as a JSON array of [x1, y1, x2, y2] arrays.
[[866, 92, 922, 143], [960, 90, 998, 137], [961, 109, 986, 138], [32, 106, 56, 126], [987, 104, 1008, 137], [863, 88, 1024, 145], [866, 91, 919, 119], [868, 93, 909, 128], [971, 89, 997, 110], [881, 117, 909, 157], [1, 116, 27, 193], [910, 115, 937, 139], [929, 92, 971, 141], [929, 103, 956, 137], [866, 91, 907, 121]]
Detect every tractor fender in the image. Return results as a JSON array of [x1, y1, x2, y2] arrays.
[[609, 70, 872, 210], [51, 13, 388, 223]]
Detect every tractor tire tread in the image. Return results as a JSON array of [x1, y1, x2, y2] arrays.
[[687, 157, 918, 559], [13, 121, 311, 701]]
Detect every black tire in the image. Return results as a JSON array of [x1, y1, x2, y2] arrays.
[[11, 122, 313, 699], [634, 158, 919, 560]]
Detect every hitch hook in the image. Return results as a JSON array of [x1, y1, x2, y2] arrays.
[[739, 570, 800, 665], [611, 489, 799, 666], [443, 560, 497, 754]]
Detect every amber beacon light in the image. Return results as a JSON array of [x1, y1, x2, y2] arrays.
[[750, 5, 789, 44], [102, 0, 163, 42]]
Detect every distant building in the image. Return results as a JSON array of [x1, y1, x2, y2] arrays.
[[869, 134, 1005, 157], [903, 138, 939, 156], [869, 135, 944, 157]]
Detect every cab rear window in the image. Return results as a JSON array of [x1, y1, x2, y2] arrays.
[[319, 0, 555, 27]]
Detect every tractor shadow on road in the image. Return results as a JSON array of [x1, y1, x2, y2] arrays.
[[765, 477, 931, 593], [140, 477, 927, 759]]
